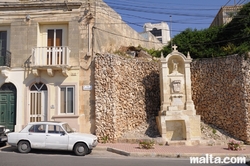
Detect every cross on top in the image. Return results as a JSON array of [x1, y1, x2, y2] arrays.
[[172, 44, 178, 51]]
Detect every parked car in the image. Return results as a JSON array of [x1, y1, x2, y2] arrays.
[[0, 125, 10, 145], [7, 121, 98, 156]]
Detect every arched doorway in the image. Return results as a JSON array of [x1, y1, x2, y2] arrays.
[[29, 82, 48, 122], [0, 83, 16, 131]]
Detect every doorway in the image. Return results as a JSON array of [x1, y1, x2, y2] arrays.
[[29, 82, 48, 122], [0, 83, 16, 131]]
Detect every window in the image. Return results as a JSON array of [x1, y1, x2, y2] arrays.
[[60, 86, 74, 114], [0, 31, 7, 51], [48, 125, 64, 134], [150, 28, 162, 37], [62, 123, 74, 133], [47, 29, 62, 47], [29, 124, 46, 133]]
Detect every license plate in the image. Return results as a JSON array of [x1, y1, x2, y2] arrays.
[[1, 137, 7, 141]]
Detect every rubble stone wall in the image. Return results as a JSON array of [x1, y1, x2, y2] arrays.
[[191, 54, 250, 141], [95, 53, 250, 142], [95, 54, 160, 142]]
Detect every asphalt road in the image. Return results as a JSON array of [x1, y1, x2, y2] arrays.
[[0, 144, 248, 166]]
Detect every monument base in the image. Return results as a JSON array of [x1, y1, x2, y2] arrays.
[[156, 113, 201, 144]]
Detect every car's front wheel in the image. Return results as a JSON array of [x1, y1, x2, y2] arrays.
[[87, 149, 92, 154], [18, 141, 31, 153], [73, 143, 88, 156]]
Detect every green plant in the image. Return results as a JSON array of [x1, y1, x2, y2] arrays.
[[100, 135, 109, 143], [139, 140, 155, 149], [212, 128, 217, 134], [158, 143, 164, 146], [227, 140, 243, 151]]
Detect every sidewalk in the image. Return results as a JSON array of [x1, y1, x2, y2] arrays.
[[96, 143, 250, 158]]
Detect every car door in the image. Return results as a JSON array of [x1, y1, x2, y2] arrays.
[[45, 124, 68, 150], [27, 124, 46, 149]]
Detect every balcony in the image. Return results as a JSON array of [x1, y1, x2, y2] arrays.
[[0, 50, 11, 67], [31, 46, 70, 66], [31, 46, 71, 77]]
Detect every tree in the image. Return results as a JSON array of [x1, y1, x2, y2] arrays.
[[148, 2, 250, 59]]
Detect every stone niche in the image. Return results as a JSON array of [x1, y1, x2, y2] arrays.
[[156, 45, 201, 145]]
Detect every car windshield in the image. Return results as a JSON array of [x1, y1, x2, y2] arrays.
[[62, 123, 74, 133]]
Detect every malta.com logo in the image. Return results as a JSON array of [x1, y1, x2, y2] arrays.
[[190, 154, 246, 164]]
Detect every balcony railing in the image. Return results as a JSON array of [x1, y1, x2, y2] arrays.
[[31, 46, 70, 66], [0, 50, 11, 67]]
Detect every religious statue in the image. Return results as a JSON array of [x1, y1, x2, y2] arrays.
[[172, 60, 179, 74]]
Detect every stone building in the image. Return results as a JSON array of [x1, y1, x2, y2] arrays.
[[0, 0, 163, 133], [143, 22, 171, 45], [210, 5, 242, 27]]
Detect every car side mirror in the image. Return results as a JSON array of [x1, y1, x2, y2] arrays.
[[60, 131, 66, 136]]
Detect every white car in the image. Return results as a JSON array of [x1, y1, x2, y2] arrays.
[[7, 121, 98, 156]]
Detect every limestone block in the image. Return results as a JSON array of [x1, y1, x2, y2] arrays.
[[189, 115, 201, 139]]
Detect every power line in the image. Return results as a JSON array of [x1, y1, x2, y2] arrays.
[[93, 25, 250, 47], [101, 0, 249, 36]]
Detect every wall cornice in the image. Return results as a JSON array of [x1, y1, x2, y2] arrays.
[[0, 2, 82, 11]]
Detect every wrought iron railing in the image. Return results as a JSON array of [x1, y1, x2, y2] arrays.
[[0, 50, 11, 67]]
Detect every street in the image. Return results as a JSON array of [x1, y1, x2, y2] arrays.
[[0, 144, 248, 166]]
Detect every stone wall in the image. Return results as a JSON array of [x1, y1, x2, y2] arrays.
[[95, 54, 160, 142], [95, 53, 250, 142], [191, 54, 250, 141]]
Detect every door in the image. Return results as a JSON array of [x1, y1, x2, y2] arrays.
[[0, 83, 16, 131], [29, 83, 47, 122], [27, 124, 46, 149], [47, 29, 62, 65], [45, 124, 68, 150]]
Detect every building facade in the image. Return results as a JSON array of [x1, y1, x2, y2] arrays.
[[210, 5, 242, 27], [143, 22, 171, 45], [0, 0, 163, 134]]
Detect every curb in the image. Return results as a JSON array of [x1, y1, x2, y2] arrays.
[[106, 147, 250, 158], [95, 146, 108, 151], [107, 147, 130, 156]]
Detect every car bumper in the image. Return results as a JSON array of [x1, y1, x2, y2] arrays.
[[90, 140, 98, 149], [0, 135, 7, 143]]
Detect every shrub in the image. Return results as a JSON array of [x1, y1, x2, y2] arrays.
[[139, 140, 155, 149], [227, 140, 243, 151]]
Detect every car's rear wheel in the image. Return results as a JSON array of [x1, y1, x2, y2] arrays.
[[73, 143, 88, 156], [18, 141, 31, 153]]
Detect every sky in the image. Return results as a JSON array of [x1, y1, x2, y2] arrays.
[[103, 0, 248, 37]]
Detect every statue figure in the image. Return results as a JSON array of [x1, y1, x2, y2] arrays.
[[172, 60, 178, 73]]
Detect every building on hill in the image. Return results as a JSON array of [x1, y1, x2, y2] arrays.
[[0, 0, 163, 134], [210, 5, 242, 27], [142, 22, 171, 45]]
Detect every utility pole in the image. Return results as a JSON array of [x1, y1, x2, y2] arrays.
[[170, 15, 172, 49]]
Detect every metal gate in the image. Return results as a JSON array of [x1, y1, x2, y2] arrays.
[[29, 83, 47, 122]]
